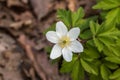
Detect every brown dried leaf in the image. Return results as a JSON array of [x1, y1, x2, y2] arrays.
[[10, 20, 32, 30], [7, 0, 23, 7], [54, 1, 67, 10], [0, 32, 15, 53], [67, 0, 77, 12], [21, 0, 28, 4], [0, 50, 23, 80], [30, 0, 53, 19]]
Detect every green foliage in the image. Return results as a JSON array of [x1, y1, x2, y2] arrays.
[[105, 56, 120, 64], [93, 0, 120, 26], [83, 45, 100, 59], [104, 61, 119, 70], [80, 58, 98, 75], [47, 1, 120, 80], [90, 21, 119, 52], [58, 5, 120, 80], [106, 8, 120, 26], [72, 7, 85, 27], [80, 16, 98, 39], [57, 7, 85, 27], [109, 68, 120, 80], [100, 64, 111, 80], [57, 9, 72, 27], [80, 29, 92, 39], [89, 74, 103, 80], [60, 56, 77, 73], [60, 56, 85, 80], [93, 0, 120, 10], [71, 59, 84, 80]]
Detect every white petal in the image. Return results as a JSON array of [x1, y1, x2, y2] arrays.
[[67, 27, 80, 41], [68, 40, 83, 53], [56, 21, 68, 37], [62, 48, 73, 62], [46, 31, 59, 43], [50, 44, 62, 59]]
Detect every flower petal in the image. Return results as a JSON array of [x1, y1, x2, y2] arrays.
[[67, 27, 80, 41], [62, 47, 73, 62], [68, 40, 83, 53], [50, 44, 62, 59], [56, 21, 68, 37], [46, 31, 59, 43]]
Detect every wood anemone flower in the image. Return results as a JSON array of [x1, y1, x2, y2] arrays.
[[46, 21, 84, 62]]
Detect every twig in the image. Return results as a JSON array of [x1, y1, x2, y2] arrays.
[[18, 34, 47, 80], [78, 37, 93, 44]]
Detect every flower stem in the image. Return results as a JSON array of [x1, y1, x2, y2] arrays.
[[78, 37, 93, 44]]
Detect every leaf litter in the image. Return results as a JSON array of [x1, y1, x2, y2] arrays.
[[0, 0, 97, 80]]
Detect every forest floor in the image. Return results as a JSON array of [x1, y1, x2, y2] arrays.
[[0, 0, 97, 80]]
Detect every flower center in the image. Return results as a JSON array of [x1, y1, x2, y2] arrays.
[[59, 36, 70, 48]]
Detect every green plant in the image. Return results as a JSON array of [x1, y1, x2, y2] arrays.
[[45, 0, 120, 80]]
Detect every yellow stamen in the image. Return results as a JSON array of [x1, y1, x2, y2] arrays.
[[59, 36, 70, 48]]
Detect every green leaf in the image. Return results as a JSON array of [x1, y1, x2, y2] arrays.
[[57, 7, 85, 28], [98, 37, 114, 48], [105, 8, 120, 26], [79, 16, 98, 31], [86, 40, 94, 47], [90, 21, 119, 52], [71, 60, 85, 80], [79, 16, 98, 39], [90, 21, 100, 35], [117, 39, 120, 45], [80, 53, 94, 62], [93, 0, 120, 26], [103, 47, 117, 57], [90, 22, 103, 51], [100, 64, 111, 80], [100, 11, 108, 21], [60, 56, 77, 73], [89, 74, 103, 80], [98, 38, 120, 57], [105, 56, 120, 64], [80, 30, 92, 39], [104, 61, 119, 70], [72, 7, 85, 26], [57, 9, 72, 27], [109, 68, 120, 79], [60, 56, 85, 80], [93, 37, 104, 52], [116, 77, 120, 80], [107, 45, 120, 57], [84, 45, 100, 59], [81, 58, 98, 75], [93, 0, 120, 10]]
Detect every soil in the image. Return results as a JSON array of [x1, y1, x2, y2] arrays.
[[0, 0, 98, 80]]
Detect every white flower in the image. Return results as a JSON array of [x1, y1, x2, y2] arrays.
[[46, 21, 84, 62]]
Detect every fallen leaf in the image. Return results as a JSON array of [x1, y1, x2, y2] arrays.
[[30, 0, 53, 19], [7, 0, 23, 7], [0, 32, 15, 53]]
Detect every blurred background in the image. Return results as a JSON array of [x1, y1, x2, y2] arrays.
[[0, 0, 98, 80]]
